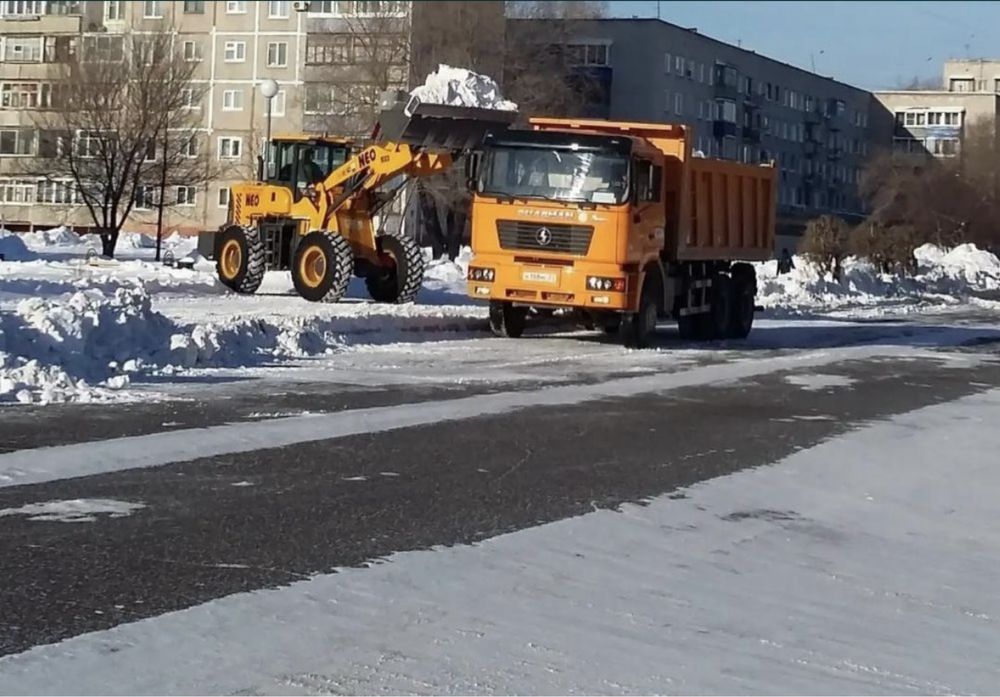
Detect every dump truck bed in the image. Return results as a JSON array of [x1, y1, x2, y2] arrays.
[[675, 157, 777, 262]]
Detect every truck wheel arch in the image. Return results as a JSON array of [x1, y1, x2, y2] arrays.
[[638, 260, 669, 314]]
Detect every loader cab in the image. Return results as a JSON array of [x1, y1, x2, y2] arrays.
[[264, 137, 352, 199]]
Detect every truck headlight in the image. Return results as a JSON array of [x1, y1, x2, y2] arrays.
[[587, 276, 625, 292], [468, 267, 495, 282]]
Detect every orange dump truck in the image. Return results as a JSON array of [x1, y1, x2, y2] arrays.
[[465, 117, 777, 348]]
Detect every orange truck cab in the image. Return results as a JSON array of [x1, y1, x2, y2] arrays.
[[466, 117, 777, 348]]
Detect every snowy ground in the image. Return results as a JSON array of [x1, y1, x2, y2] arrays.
[[2, 388, 999, 694], [1, 228, 999, 405]]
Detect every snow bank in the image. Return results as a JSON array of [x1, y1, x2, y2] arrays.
[[20, 226, 83, 249], [410, 64, 517, 111], [0, 231, 38, 262], [757, 243, 1000, 316]]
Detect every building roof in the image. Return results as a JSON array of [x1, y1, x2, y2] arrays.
[[510, 16, 868, 95]]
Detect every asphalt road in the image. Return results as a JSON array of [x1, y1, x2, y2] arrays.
[[1, 338, 999, 658]]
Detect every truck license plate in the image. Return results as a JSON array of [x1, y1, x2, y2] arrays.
[[522, 270, 557, 284]]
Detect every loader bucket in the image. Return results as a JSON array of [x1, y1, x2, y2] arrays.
[[375, 91, 516, 151]]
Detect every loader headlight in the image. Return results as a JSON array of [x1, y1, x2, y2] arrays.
[[587, 276, 625, 292], [468, 267, 495, 282]]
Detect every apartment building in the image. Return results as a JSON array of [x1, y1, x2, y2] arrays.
[[873, 59, 1000, 160], [0, 0, 503, 237], [508, 18, 875, 245]]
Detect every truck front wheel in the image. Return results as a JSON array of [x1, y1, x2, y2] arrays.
[[291, 231, 354, 303], [216, 225, 265, 295], [365, 234, 425, 304], [489, 301, 527, 338], [621, 284, 658, 349], [727, 271, 756, 339]]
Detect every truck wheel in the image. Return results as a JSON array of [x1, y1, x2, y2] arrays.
[[216, 225, 265, 294], [291, 231, 354, 303], [702, 274, 733, 340], [489, 301, 527, 338], [622, 284, 658, 349], [365, 234, 425, 304], [727, 273, 756, 339]]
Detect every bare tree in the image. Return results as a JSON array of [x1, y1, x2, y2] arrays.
[[27, 29, 212, 257], [504, 1, 609, 121]]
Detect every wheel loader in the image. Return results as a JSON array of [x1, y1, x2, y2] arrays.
[[204, 90, 516, 303]]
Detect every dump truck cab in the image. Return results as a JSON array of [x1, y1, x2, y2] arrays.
[[467, 117, 776, 347]]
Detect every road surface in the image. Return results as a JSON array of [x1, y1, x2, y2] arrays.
[[1, 313, 999, 694]]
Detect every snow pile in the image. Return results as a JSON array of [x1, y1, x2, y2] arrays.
[[915, 243, 1000, 291], [410, 64, 517, 111], [118, 232, 158, 249], [0, 498, 145, 523], [20, 226, 83, 249], [757, 243, 1000, 315], [0, 230, 39, 262]]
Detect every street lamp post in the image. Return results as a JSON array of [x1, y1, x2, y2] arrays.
[[260, 79, 278, 180]]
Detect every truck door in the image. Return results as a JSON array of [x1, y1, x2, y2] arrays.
[[631, 158, 666, 260]]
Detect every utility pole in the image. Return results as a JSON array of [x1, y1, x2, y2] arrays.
[[155, 126, 167, 262]]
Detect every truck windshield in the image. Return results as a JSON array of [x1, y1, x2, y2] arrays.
[[479, 146, 629, 205]]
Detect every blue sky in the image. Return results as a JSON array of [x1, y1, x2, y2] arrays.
[[608, 1, 999, 90]]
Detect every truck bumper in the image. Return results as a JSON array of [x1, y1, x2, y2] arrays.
[[467, 255, 634, 312]]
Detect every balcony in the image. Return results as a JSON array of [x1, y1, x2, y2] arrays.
[[803, 140, 818, 157], [0, 13, 80, 34], [713, 120, 738, 138], [712, 82, 739, 101], [805, 109, 822, 125], [741, 125, 761, 142]]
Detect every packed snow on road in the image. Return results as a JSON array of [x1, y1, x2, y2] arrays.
[[0, 226, 999, 404]]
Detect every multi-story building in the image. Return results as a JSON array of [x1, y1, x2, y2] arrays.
[[0, 0, 503, 237], [873, 59, 1000, 159], [508, 17, 876, 247]]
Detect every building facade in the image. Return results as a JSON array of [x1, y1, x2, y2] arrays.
[[873, 60, 1000, 160], [0, 0, 502, 237], [509, 18, 876, 244]]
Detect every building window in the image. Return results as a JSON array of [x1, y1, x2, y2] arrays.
[[717, 99, 737, 123], [104, 0, 124, 20], [309, 0, 405, 15], [931, 138, 959, 156], [143, 0, 162, 18], [663, 52, 671, 73], [218, 136, 242, 159], [226, 0, 246, 13], [268, 0, 288, 17], [144, 141, 157, 162], [181, 132, 197, 157], [182, 40, 202, 61], [0, 0, 44, 16], [134, 185, 156, 210], [36, 179, 79, 205], [223, 41, 246, 62], [266, 90, 286, 116], [0, 179, 36, 203], [222, 89, 243, 111], [304, 84, 335, 113], [218, 187, 230, 207], [1, 82, 41, 109], [180, 87, 198, 109], [176, 185, 196, 206], [183, 0, 204, 12], [3, 37, 43, 62], [75, 132, 103, 158], [674, 93, 683, 116], [82, 35, 125, 62], [674, 55, 684, 73], [266, 42, 288, 67], [306, 35, 352, 64], [565, 43, 607, 67]]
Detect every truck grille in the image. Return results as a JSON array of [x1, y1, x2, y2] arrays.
[[497, 220, 594, 255]]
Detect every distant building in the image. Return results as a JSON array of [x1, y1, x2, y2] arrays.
[[508, 17, 876, 248], [873, 59, 1000, 160]]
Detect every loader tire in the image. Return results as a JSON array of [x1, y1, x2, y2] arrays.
[[291, 230, 354, 303], [365, 234, 425, 304], [216, 225, 265, 295], [489, 300, 527, 338]]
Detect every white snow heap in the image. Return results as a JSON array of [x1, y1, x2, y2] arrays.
[[410, 65, 517, 111]]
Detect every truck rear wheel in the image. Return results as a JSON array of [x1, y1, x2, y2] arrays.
[[489, 300, 527, 338], [216, 225, 265, 295], [701, 274, 733, 340], [291, 230, 354, 303], [365, 234, 425, 304], [727, 269, 756, 339], [622, 284, 658, 349]]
